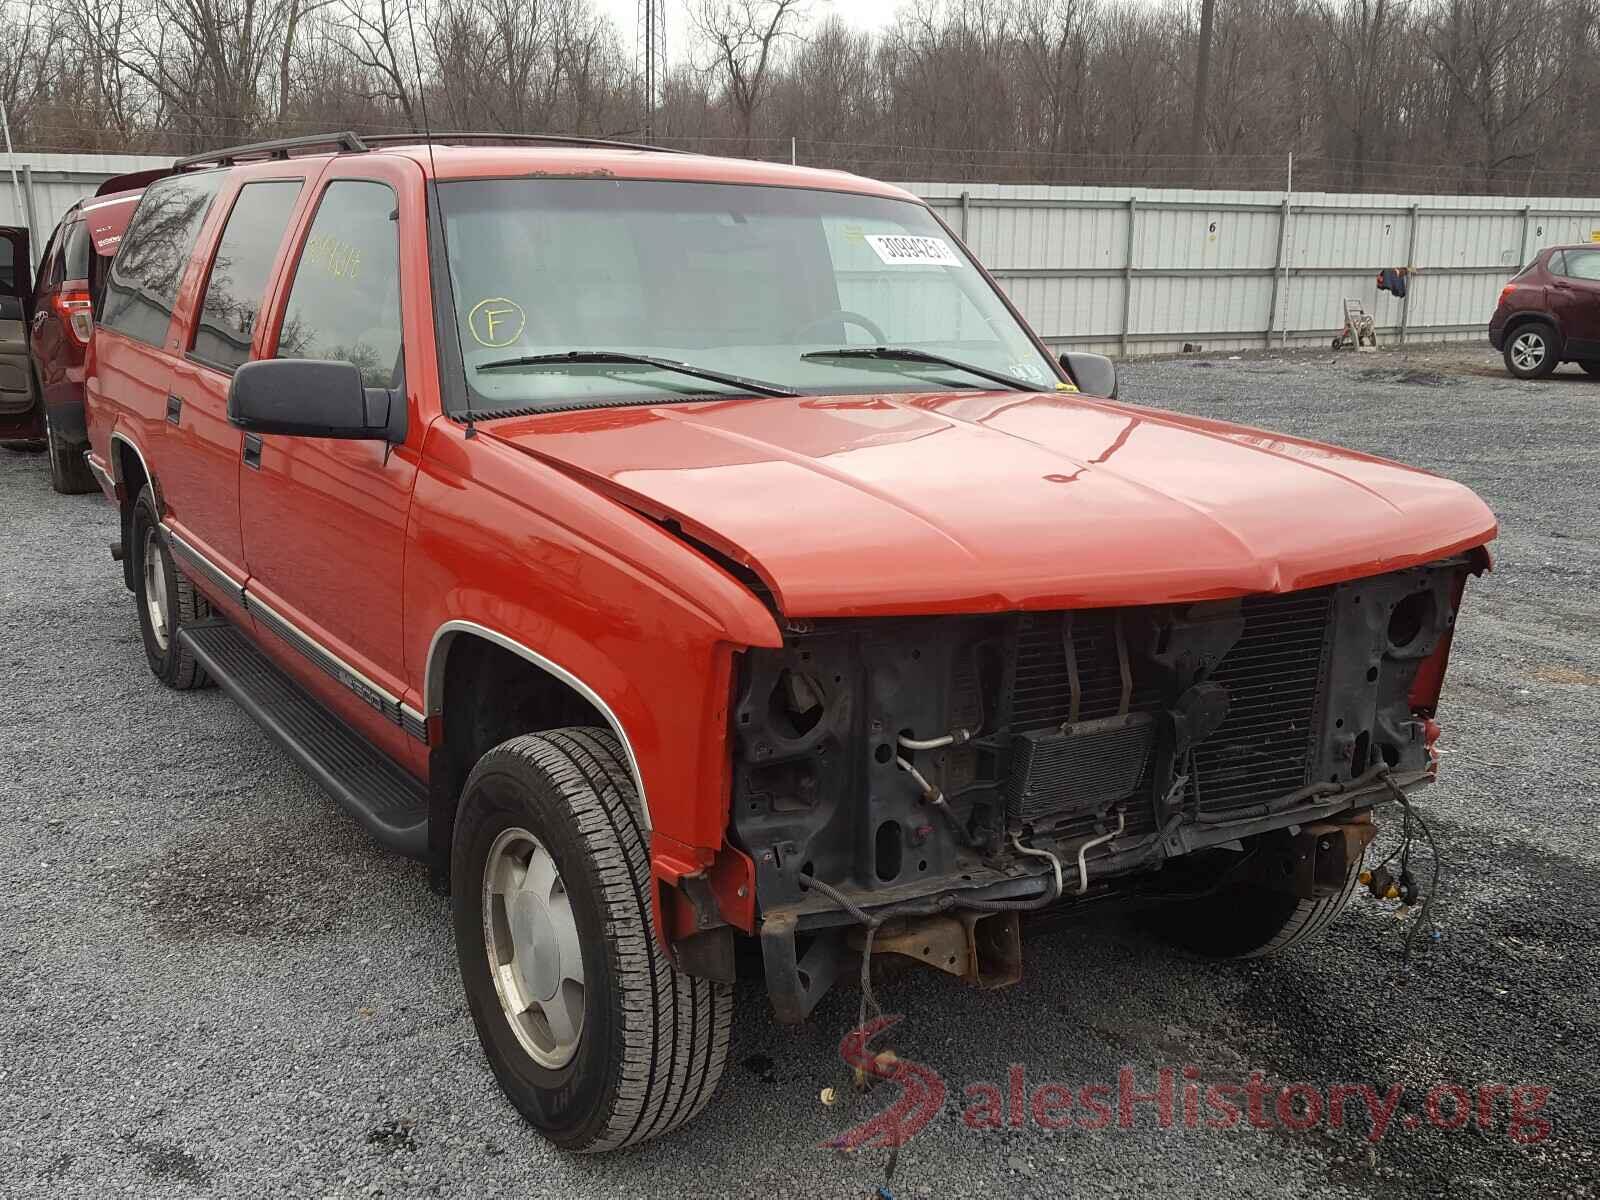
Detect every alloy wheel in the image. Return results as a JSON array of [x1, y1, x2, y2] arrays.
[[481, 826, 586, 1069]]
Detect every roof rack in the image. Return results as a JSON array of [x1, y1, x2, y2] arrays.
[[357, 131, 686, 155], [173, 131, 369, 170]]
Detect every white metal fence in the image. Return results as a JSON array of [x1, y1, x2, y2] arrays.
[[1, 152, 168, 257], [5, 152, 1598, 356], [916, 182, 1600, 355]]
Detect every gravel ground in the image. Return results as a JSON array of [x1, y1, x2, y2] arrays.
[[2, 344, 1597, 1199]]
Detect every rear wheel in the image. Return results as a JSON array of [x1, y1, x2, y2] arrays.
[[1504, 323, 1558, 379], [452, 728, 731, 1151], [44, 398, 94, 494], [130, 484, 212, 689], [1146, 849, 1364, 958]]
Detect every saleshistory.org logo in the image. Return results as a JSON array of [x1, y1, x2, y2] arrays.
[[830, 1017, 1553, 1151]]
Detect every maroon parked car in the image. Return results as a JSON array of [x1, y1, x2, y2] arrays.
[[1, 173, 155, 491], [1489, 243, 1600, 380]]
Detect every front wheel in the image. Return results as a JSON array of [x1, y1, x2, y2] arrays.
[[452, 728, 732, 1151], [1504, 324, 1558, 379]]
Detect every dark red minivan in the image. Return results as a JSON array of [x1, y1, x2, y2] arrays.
[[1, 173, 155, 490], [1489, 243, 1600, 380]]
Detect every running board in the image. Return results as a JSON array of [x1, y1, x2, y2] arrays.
[[179, 619, 429, 857]]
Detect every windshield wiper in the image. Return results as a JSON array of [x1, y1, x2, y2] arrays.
[[475, 350, 798, 398], [802, 346, 1038, 393]]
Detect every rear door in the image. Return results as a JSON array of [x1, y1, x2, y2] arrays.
[[1551, 247, 1600, 357], [0, 227, 35, 424], [29, 215, 87, 419], [166, 166, 315, 591]]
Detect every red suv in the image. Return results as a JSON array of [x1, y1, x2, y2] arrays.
[[84, 132, 1496, 1151], [0, 178, 150, 488], [1490, 243, 1600, 379]]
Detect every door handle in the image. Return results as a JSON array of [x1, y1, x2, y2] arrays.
[[165, 394, 182, 424], [242, 433, 263, 470]]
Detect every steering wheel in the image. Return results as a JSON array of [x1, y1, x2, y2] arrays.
[[790, 309, 888, 345]]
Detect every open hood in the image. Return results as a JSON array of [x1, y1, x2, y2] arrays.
[[484, 390, 1498, 618]]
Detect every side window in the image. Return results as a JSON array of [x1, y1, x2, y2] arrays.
[[101, 172, 223, 347], [1548, 250, 1567, 276], [276, 180, 401, 388], [192, 181, 303, 372], [1565, 250, 1600, 282], [31, 225, 61, 294], [61, 219, 93, 282]]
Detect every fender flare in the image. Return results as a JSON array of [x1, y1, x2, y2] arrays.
[[422, 619, 653, 832], [108, 429, 158, 507]]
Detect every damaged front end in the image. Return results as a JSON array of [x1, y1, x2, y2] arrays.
[[732, 556, 1480, 1022]]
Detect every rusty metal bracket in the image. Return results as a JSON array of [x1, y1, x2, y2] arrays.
[[849, 910, 1022, 990], [1278, 810, 1379, 898]]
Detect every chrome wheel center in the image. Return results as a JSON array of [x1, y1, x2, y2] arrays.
[[483, 827, 585, 1068], [142, 526, 171, 651]]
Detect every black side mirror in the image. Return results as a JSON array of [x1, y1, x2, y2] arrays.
[[1059, 351, 1118, 399], [229, 358, 405, 443]]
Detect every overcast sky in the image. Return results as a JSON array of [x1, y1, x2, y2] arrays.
[[595, 0, 903, 64]]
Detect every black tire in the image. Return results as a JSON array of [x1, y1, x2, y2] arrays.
[[452, 728, 731, 1152], [1146, 852, 1364, 958], [43, 395, 94, 494], [1580, 360, 1600, 378], [1503, 322, 1559, 379], [130, 484, 212, 689]]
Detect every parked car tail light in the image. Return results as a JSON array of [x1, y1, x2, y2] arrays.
[[1498, 284, 1515, 305], [53, 290, 94, 345]]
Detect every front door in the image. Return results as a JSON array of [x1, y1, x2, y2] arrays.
[[238, 162, 424, 765], [0, 227, 35, 431]]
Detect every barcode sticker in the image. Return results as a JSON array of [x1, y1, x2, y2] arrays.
[[865, 234, 962, 267]]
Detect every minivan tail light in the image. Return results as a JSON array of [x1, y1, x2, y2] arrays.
[[53, 290, 94, 345]]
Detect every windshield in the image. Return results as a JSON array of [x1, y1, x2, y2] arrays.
[[437, 178, 1059, 413]]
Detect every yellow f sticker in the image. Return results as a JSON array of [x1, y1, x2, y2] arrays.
[[468, 297, 527, 348]]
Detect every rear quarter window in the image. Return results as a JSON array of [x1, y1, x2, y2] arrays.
[[101, 173, 224, 346]]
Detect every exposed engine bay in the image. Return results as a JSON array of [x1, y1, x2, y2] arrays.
[[730, 557, 1475, 1020]]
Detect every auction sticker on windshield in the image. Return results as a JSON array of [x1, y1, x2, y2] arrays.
[[866, 234, 962, 266]]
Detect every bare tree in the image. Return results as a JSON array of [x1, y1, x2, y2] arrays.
[[690, 0, 807, 156]]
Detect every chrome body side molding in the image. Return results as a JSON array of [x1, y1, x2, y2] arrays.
[[423, 620, 652, 831], [159, 522, 428, 745]]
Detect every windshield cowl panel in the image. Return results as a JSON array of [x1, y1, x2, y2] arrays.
[[437, 178, 1060, 416]]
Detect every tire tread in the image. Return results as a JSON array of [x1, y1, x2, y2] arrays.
[[478, 728, 731, 1152]]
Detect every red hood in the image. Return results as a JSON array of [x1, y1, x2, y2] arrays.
[[484, 390, 1498, 618]]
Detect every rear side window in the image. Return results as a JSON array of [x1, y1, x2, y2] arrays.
[[32, 224, 62, 291], [101, 172, 223, 346], [1564, 249, 1600, 281], [192, 181, 303, 372], [62, 219, 92, 281], [275, 180, 402, 388]]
